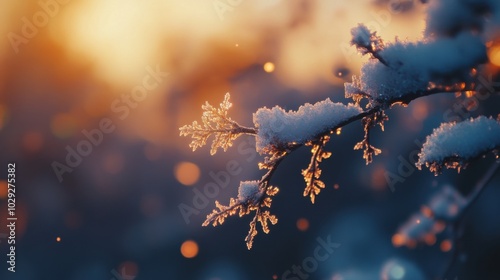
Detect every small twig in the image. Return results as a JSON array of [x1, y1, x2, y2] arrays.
[[441, 161, 500, 278]]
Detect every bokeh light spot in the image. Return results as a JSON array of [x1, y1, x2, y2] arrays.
[[296, 218, 309, 231], [440, 240, 452, 252], [488, 45, 500, 67], [392, 234, 407, 247], [389, 265, 405, 279], [56, 237, 61, 242], [181, 240, 199, 258], [175, 162, 200, 186], [117, 261, 138, 279], [263, 62, 275, 73]]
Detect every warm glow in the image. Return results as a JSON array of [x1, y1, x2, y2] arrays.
[[174, 162, 200, 186], [296, 218, 309, 231], [412, 101, 428, 121], [336, 128, 342, 135], [440, 240, 452, 252], [180, 240, 199, 258], [55, 0, 164, 86], [392, 234, 407, 247], [333, 184, 340, 190], [56, 237, 61, 242], [263, 62, 275, 73], [488, 45, 500, 67]]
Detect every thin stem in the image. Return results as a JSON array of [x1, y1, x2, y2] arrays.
[[441, 161, 500, 278]]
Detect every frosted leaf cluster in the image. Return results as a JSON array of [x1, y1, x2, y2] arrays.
[[253, 98, 362, 152], [417, 116, 500, 173]]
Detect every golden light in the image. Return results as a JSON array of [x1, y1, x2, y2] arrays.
[[180, 240, 199, 258], [263, 62, 275, 73], [296, 218, 309, 231], [174, 162, 200, 186], [336, 128, 342, 135], [56, 237, 61, 242], [55, 0, 164, 86], [488, 45, 500, 67], [464, 90, 475, 98], [440, 240, 452, 252]]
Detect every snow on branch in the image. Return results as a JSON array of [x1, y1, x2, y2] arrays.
[[253, 98, 362, 152], [345, 32, 487, 104], [179, 93, 256, 155], [417, 116, 500, 174]]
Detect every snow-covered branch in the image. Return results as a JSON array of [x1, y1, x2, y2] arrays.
[[179, 0, 500, 249]]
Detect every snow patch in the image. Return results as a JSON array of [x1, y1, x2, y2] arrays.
[[253, 98, 362, 152]]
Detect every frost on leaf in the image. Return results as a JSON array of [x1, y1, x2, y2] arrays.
[[253, 98, 362, 152], [354, 111, 387, 164], [202, 180, 279, 250], [179, 93, 256, 155], [417, 116, 500, 174], [302, 135, 331, 204]]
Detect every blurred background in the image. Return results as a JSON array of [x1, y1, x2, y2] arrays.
[[0, 0, 500, 279]]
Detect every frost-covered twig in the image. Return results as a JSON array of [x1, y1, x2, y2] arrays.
[[180, 10, 497, 248], [179, 93, 256, 155]]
